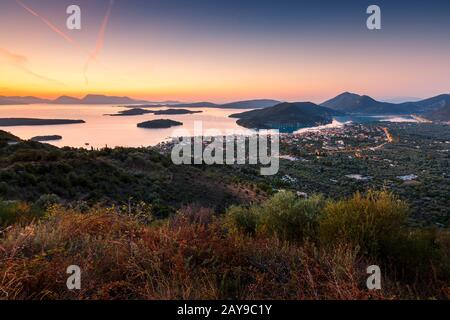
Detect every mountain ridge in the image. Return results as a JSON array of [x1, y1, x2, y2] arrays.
[[230, 102, 343, 132], [422, 103, 450, 122], [321, 92, 450, 115], [1, 93, 449, 114]]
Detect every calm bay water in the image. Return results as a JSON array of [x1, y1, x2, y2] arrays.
[[0, 104, 418, 148], [0, 104, 254, 148]]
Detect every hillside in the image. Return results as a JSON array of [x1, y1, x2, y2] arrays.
[[321, 92, 415, 114], [0, 131, 260, 216], [230, 102, 342, 132], [423, 103, 450, 122], [0, 130, 21, 145], [321, 92, 450, 115], [414, 94, 450, 113]]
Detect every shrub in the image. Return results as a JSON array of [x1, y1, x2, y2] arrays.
[[257, 192, 324, 241], [225, 191, 325, 242], [319, 190, 408, 255], [381, 228, 450, 284], [35, 194, 61, 210], [0, 200, 33, 226], [225, 205, 258, 236]]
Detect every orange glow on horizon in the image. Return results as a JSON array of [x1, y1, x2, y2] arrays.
[[1, 1, 450, 104]]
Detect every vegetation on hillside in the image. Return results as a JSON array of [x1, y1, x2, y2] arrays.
[[0, 190, 448, 300], [0, 134, 262, 217], [0, 128, 448, 300]]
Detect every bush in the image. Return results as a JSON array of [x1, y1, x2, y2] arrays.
[[381, 228, 450, 283], [257, 192, 324, 241], [225, 191, 325, 242], [225, 205, 259, 236], [319, 190, 408, 255], [35, 194, 61, 210], [0, 200, 33, 226]]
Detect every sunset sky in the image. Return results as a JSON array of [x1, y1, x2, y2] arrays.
[[1, 0, 450, 103]]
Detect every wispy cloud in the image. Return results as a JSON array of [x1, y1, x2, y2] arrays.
[[0, 47, 64, 85]]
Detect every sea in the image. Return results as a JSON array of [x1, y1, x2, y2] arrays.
[[0, 104, 418, 148]]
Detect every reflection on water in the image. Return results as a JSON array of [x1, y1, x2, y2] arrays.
[[335, 115, 418, 123], [0, 104, 253, 148], [0, 104, 419, 148], [295, 119, 351, 133]]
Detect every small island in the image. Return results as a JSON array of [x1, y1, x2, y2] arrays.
[[30, 135, 63, 142], [109, 108, 154, 116], [0, 118, 85, 127], [108, 108, 202, 116], [153, 109, 202, 115], [137, 119, 183, 129]]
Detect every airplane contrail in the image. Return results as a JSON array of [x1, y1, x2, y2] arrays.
[[84, 0, 115, 84], [15, 0, 92, 57], [14, 0, 114, 84]]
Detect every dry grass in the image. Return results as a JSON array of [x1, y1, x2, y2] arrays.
[[0, 202, 448, 300]]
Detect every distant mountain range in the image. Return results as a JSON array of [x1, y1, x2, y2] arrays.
[[0, 95, 177, 105], [230, 102, 343, 132], [51, 95, 152, 105], [0, 96, 52, 105], [132, 99, 282, 109], [321, 92, 450, 115], [0, 95, 279, 109], [1, 92, 450, 118]]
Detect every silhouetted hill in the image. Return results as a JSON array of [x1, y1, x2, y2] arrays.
[[321, 92, 450, 115], [0, 96, 50, 105], [321, 92, 415, 114], [52, 96, 83, 104], [52, 95, 149, 105], [108, 108, 202, 116], [413, 94, 450, 113], [220, 99, 281, 109], [129, 102, 218, 108], [422, 103, 450, 122], [82, 95, 149, 104], [230, 102, 342, 132], [0, 98, 25, 105], [131, 99, 281, 109]]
